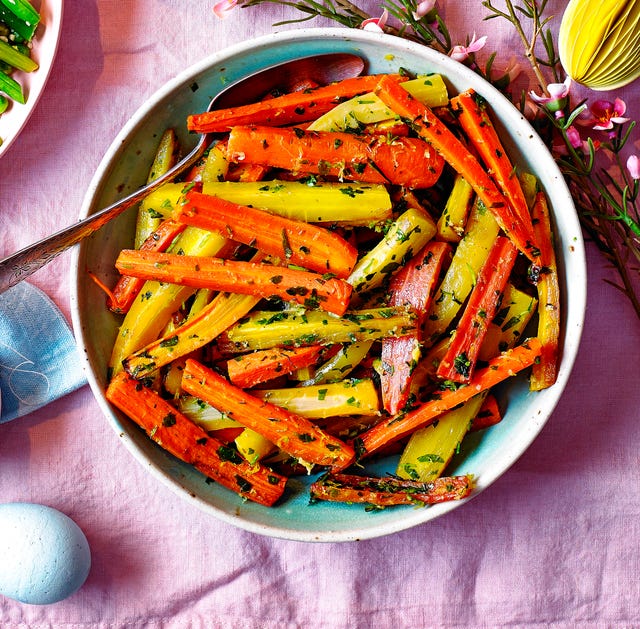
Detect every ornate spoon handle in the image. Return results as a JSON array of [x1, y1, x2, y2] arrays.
[[0, 136, 208, 294]]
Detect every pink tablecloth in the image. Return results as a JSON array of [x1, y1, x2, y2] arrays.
[[1, 0, 639, 626]]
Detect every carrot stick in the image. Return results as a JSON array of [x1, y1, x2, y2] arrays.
[[470, 393, 502, 431], [226, 125, 444, 189], [436, 236, 519, 383], [374, 75, 539, 261], [105, 371, 287, 506], [529, 191, 561, 390], [380, 241, 452, 414], [187, 75, 389, 133], [114, 250, 353, 316], [227, 162, 271, 182], [450, 89, 535, 234], [108, 219, 186, 314], [182, 359, 355, 471], [175, 189, 358, 278], [123, 290, 260, 378], [227, 345, 324, 389], [357, 338, 542, 458], [309, 473, 474, 506]]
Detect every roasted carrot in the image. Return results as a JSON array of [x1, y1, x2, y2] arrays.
[[175, 189, 358, 278], [105, 371, 287, 506], [380, 241, 452, 414], [529, 191, 561, 390], [123, 291, 260, 378], [356, 338, 542, 458], [374, 75, 539, 261], [436, 236, 519, 383], [217, 306, 417, 353], [227, 162, 271, 182], [226, 345, 324, 389], [471, 393, 502, 431], [114, 250, 353, 316], [309, 473, 474, 506], [108, 219, 186, 314], [450, 89, 535, 235], [187, 75, 390, 133], [181, 359, 355, 471], [226, 125, 444, 189], [315, 414, 383, 441]]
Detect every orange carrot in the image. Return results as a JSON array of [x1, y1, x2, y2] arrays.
[[226, 125, 444, 189], [471, 393, 502, 431], [227, 162, 271, 182], [187, 75, 389, 133], [182, 359, 355, 471], [106, 371, 287, 506], [108, 219, 186, 314], [114, 250, 353, 315], [227, 345, 324, 389], [436, 236, 519, 382], [309, 473, 474, 506], [175, 190, 358, 278], [315, 414, 383, 441], [380, 241, 452, 414], [356, 338, 542, 458], [450, 89, 534, 234], [374, 75, 539, 260], [529, 191, 561, 390]]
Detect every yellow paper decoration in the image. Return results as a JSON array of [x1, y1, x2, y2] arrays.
[[559, 0, 640, 90]]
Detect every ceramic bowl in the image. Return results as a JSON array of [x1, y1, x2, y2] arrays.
[[70, 28, 586, 542]]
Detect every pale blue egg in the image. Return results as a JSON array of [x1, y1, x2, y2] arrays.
[[0, 503, 91, 605]]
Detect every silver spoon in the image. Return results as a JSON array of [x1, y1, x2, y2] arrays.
[[0, 53, 365, 294]]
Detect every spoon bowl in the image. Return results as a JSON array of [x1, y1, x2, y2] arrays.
[[0, 53, 364, 294]]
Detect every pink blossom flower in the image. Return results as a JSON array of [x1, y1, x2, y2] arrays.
[[584, 98, 630, 131], [628, 155, 640, 180], [413, 0, 436, 19], [361, 10, 388, 32], [449, 33, 487, 62], [529, 77, 571, 112], [566, 126, 583, 149], [553, 125, 600, 156], [213, 0, 237, 18]]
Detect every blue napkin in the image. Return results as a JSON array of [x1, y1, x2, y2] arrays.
[[0, 282, 86, 424]]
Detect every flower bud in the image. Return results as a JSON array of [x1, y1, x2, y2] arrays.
[[558, 0, 640, 90]]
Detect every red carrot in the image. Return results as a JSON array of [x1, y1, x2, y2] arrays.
[[436, 236, 519, 382], [226, 345, 324, 389], [450, 89, 534, 235], [470, 393, 502, 431], [187, 75, 390, 133], [374, 75, 539, 261], [357, 338, 542, 458], [529, 191, 561, 390], [226, 125, 444, 188], [175, 189, 358, 278], [182, 359, 355, 471], [106, 371, 287, 506], [309, 473, 474, 506], [380, 241, 452, 414], [114, 250, 353, 316], [108, 219, 186, 314]]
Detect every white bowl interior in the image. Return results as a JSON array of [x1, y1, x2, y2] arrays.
[[70, 28, 586, 542]]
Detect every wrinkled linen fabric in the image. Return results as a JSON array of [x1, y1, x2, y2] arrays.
[[0, 282, 86, 423], [0, 0, 639, 626]]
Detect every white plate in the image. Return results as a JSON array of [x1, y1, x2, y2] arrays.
[[0, 0, 63, 158]]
